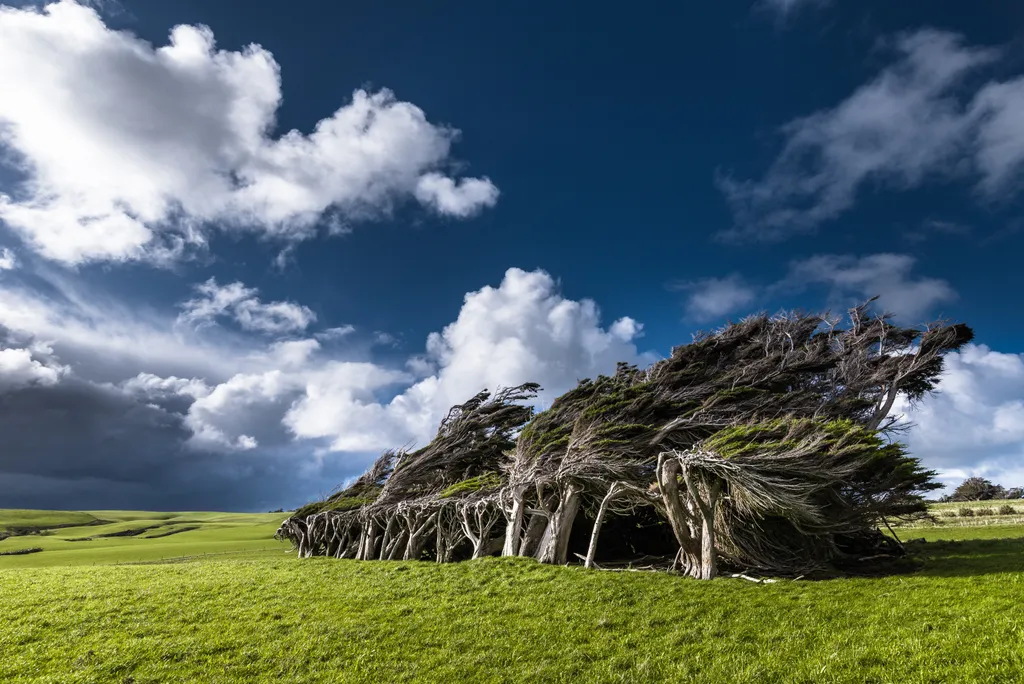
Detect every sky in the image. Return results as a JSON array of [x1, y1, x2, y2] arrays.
[[1, 0, 1023, 512]]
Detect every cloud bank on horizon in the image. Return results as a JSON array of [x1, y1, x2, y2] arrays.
[[0, 267, 650, 510], [0, 1, 1021, 510]]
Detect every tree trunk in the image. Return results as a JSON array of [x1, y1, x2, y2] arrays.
[[327, 522, 345, 558], [683, 468, 721, 580], [386, 530, 407, 560], [472, 516, 498, 559], [676, 524, 702, 577], [435, 507, 461, 563], [356, 518, 381, 561], [363, 519, 380, 561], [867, 381, 901, 431], [300, 519, 316, 558], [502, 486, 527, 556], [520, 512, 547, 558], [657, 454, 700, 575], [459, 503, 499, 559], [379, 515, 399, 557], [336, 529, 353, 558], [295, 521, 310, 558], [354, 525, 368, 560], [404, 512, 437, 561], [585, 482, 624, 569], [535, 484, 583, 565], [435, 522, 448, 563], [404, 533, 427, 561], [700, 513, 716, 580], [657, 455, 690, 547]]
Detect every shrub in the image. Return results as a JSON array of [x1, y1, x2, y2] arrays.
[[998, 504, 1017, 515], [976, 507, 995, 516], [958, 507, 975, 517], [0, 547, 43, 556], [941, 510, 957, 518]]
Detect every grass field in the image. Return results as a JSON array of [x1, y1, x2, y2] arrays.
[[0, 509, 289, 568], [0, 509, 101, 532], [1, 509, 1022, 682], [891, 500, 1024, 529]]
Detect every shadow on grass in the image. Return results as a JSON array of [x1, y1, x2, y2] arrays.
[[910, 537, 1024, 577]]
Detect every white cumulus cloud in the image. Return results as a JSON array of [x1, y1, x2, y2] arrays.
[[895, 345, 1024, 489], [0, 344, 66, 389], [414, 173, 499, 218], [178, 278, 316, 335], [0, 248, 17, 271], [25, 267, 651, 455], [282, 267, 654, 452], [0, 0, 498, 265], [121, 372, 211, 401]]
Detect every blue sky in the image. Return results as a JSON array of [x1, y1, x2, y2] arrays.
[[1, 0, 1022, 511]]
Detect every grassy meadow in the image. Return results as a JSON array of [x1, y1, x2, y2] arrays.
[[1, 507, 1022, 682], [0, 509, 289, 568], [907, 499, 1024, 527]]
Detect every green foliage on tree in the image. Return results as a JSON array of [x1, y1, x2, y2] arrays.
[[279, 299, 972, 578], [949, 477, 1018, 501]]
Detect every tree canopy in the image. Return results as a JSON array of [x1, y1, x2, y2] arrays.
[[947, 477, 1023, 502]]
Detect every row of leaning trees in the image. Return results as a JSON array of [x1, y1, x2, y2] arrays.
[[278, 300, 972, 579]]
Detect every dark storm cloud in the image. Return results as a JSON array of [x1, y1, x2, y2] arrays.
[[0, 335, 371, 511], [0, 379, 192, 483]]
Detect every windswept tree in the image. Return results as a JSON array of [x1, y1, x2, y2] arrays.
[[654, 417, 937, 578], [278, 299, 972, 578], [949, 477, 1008, 501], [278, 384, 540, 562]]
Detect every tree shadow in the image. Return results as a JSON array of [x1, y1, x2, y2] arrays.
[[908, 537, 1024, 578]]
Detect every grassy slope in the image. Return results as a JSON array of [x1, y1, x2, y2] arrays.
[[0, 510, 289, 568], [1, 534, 1022, 684], [0, 509, 100, 531]]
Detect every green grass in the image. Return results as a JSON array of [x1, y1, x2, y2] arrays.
[[901, 500, 1024, 528], [927, 500, 1022, 511], [0, 509, 100, 532], [2, 510, 1022, 682], [899, 523, 1024, 542], [0, 509, 290, 568], [1, 533, 1022, 683]]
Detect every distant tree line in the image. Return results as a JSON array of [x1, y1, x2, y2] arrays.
[[277, 298, 972, 579], [941, 477, 1024, 502]]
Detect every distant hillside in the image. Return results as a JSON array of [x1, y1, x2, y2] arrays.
[[0, 509, 101, 535], [0, 509, 289, 568]]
